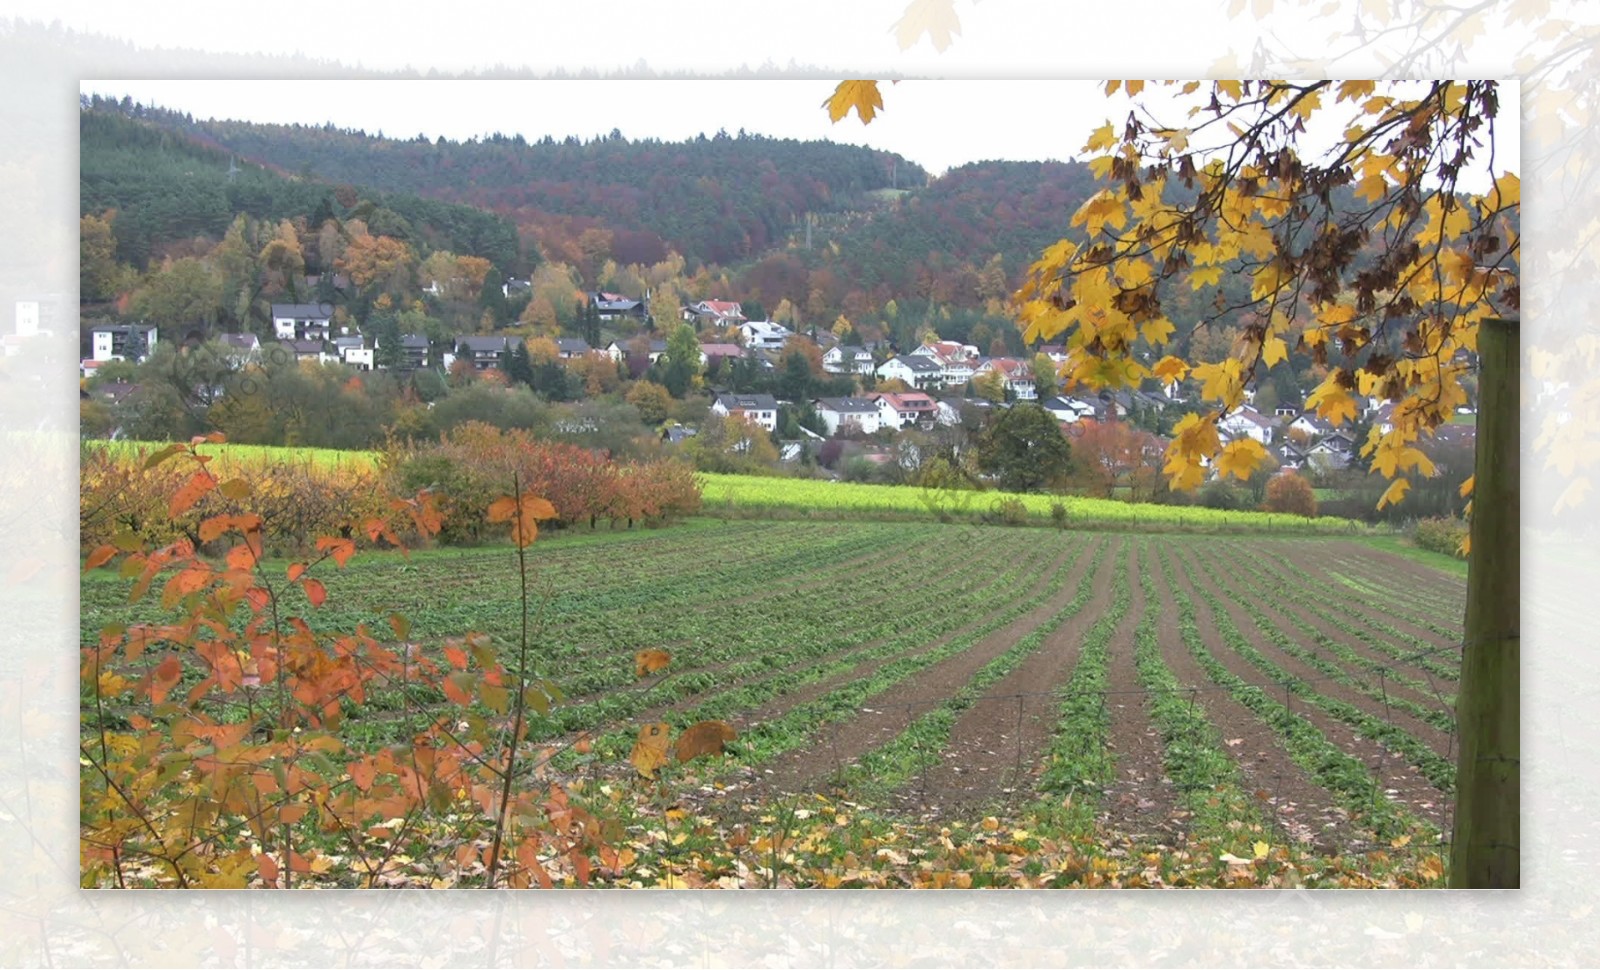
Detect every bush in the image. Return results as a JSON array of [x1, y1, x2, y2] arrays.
[[986, 496, 1030, 526], [1199, 479, 1244, 510], [1412, 516, 1469, 558], [391, 422, 701, 539], [1264, 471, 1319, 518]]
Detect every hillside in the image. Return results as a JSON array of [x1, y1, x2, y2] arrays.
[[80, 103, 524, 275]]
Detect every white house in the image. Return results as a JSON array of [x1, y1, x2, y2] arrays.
[[217, 332, 261, 366], [971, 357, 1038, 401], [605, 339, 668, 364], [912, 341, 980, 385], [686, 300, 746, 327], [739, 319, 792, 351], [1041, 395, 1098, 424], [90, 323, 158, 362], [822, 345, 875, 375], [270, 303, 335, 342], [711, 393, 780, 432], [870, 391, 939, 430], [814, 397, 884, 436], [1218, 405, 1276, 444], [876, 354, 944, 390]]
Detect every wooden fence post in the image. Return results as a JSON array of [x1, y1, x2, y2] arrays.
[[1448, 316, 1519, 888]]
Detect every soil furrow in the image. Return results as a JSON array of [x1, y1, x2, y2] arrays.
[[1154, 541, 1365, 850], [752, 535, 1110, 800], [1170, 546, 1452, 834], [1093, 539, 1185, 844], [905, 536, 1126, 818]]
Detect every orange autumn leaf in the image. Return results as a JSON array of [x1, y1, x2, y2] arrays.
[[302, 578, 327, 608], [673, 720, 737, 763], [84, 544, 118, 571], [315, 536, 357, 568], [487, 493, 558, 547], [168, 468, 218, 518], [634, 649, 672, 678]]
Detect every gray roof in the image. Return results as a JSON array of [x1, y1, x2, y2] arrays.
[[556, 337, 592, 353], [400, 334, 429, 349], [458, 335, 512, 354], [815, 396, 880, 414], [270, 302, 334, 319], [715, 393, 779, 411], [882, 355, 942, 373]]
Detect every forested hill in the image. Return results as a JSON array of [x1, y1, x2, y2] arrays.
[[80, 96, 1111, 334], [823, 160, 1099, 301], [100, 99, 932, 269], [80, 105, 524, 275]]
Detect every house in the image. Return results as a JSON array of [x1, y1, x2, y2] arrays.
[[605, 338, 668, 365], [1306, 429, 1359, 472], [1278, 441, 1310, 471], [1218, 405, 1275, 444], [398, 334, 430, 370], [711, 392, 780, 432], [738, 319, 792, 351], [698, 342, 746, 368], [686, 300, 746, 327], [282, 338, 330, 363], [333, 335, 372, 371], [822, 345, 875, 375], [89, 323, 158, 363], [555, 337, 593, 359], [876, 354, 944, 390], [1370, 401, 1398, 434], [502, 278, 532, 299], [870, 391, 939, 430], [814, 397, 884, 436], [661, 423, 698, 445], [217, 332, 260, 365], [456, 335, 514, 370], [590, 291, 646, 321], [971, 357, 1038, 401], [1041, 395, 1098, 424], [89, 380, 141, 406], [270, 303, 335, 342], [1289, 413, 1334, 440], [911, 341, 980, 386]]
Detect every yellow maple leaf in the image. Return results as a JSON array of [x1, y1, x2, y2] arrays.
[[1305, 371, 1359, 426], [1189, 265, 1223, 290], [823, 81, 885, 125], [1216, 438, 1268, 481], [1192, 358, 1243, 406], [1152, 355, 1190, 385], [1377, 477, 1411, 509], [630, 722, 672, 778], [1262, 335, 1288, 367], [1253, 840, 1271, 860], [1084, 122, 1117, 154], [1140, 316, 1176, 346], [892, 0, 961, 52]]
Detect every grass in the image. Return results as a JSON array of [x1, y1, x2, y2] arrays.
[[1356, 535, 1470, 578]]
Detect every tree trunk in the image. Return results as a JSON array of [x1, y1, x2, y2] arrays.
[[1449, 317, 1520, 888]]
